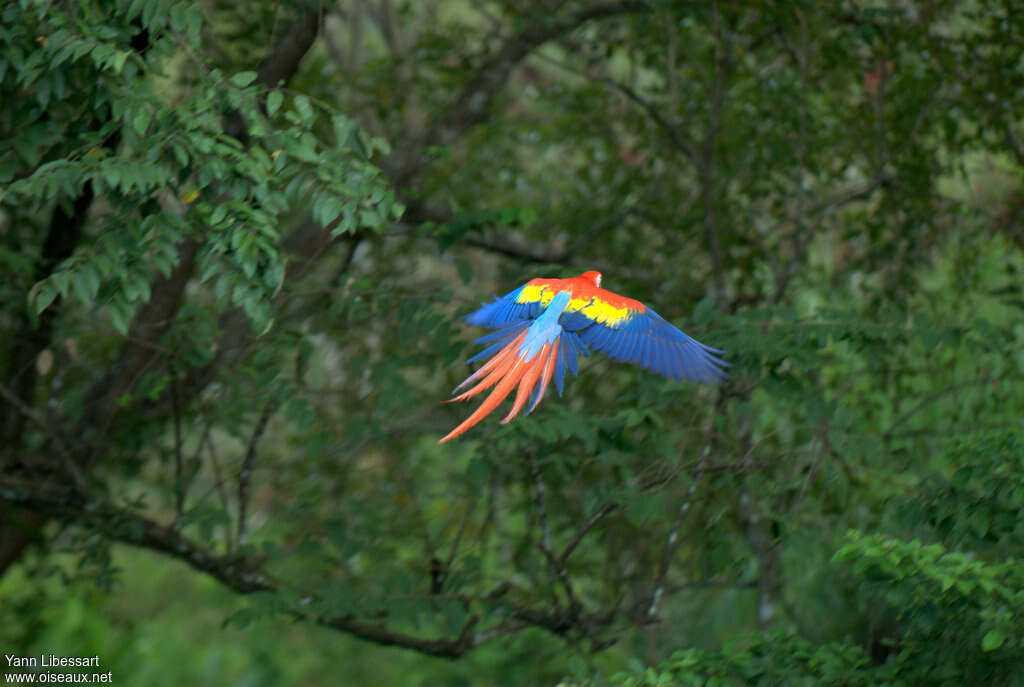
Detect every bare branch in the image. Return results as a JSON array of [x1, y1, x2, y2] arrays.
[[170, 365, 185, 521], [237, 400, 279, 548], [3, 185, 95, 449], [388, 0, 650, 185], [1005, 122, 1024, 169], [2, 478, 272, 594], [0, 478, 614, 658], [0, 383, 87, 493], [529, 455, 552, 556], [442, 0, 649, 143], [81, 239, 201, 439], [466, 232, 569, 264], [557, 458, 765, 570], [699, 0, 732, 304], [202, 425, 235, 553], [558, 503, 618, 566], [443, 496, 479, 586], [884, 374, 1007, 441], [536, 50, 697, 163], [529, 455, 581, 616], [647, 447, 708, 619]]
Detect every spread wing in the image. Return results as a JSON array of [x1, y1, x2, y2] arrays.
[[441, 275, 728, 443], [463, 281, 544, 329], [559, 291, 729, 385]]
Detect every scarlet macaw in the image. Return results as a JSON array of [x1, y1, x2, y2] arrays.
[[439, 270, 727, 443]]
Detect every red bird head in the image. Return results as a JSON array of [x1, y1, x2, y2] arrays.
[[578, 270, 602, 288]]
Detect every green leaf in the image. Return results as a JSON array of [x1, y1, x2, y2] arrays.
[[517, 206, 537, 227], [108, 300, 131, 335], [314, 193, 343, 228], [982, 629, 1006, 652], [231, 71, 258, 88], [184, 5, 203, 45], [111, 51, 130, 74], [71, 264, 100, 305], [169, 2, 187, 31], [123, 273, 151, 303], [132, 108, 152, 136], [266, 90, 283, 117], [209, 204, 227, 225], [293, 94, 313, 122], [359, 208, 382, 229], [32, 282, 58, 315]]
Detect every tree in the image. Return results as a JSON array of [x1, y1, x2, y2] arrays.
[[3, 1, 1024, 684]]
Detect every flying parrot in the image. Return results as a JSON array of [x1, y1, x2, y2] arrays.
[[439, 270, 728, 443]]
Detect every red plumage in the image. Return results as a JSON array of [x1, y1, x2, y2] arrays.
[[440, 271, 728, 443]]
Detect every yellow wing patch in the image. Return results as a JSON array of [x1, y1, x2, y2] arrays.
[[516, 283, 632, 327], [516, 283, 549, 305], [569, 297, 631, 326]]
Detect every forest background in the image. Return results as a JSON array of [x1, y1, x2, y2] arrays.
[[3, 1, 1024, 685]]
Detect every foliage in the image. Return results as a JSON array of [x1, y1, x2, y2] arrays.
[[2, 0, 1024, 685], [563, 434, 1024, 686], [2, 0, 397, 334]]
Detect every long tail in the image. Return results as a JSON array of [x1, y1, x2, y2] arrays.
[[438, 332, 558, 444]]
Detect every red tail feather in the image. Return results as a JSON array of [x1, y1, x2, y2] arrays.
[[439, 333, 559, 444], [438, 357, 529, 443], [529, 344, 557, 414], [502, 343, 550, 423], [448, 331, 526, 403]]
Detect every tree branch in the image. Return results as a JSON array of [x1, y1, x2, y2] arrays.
[[237, 399, 279, 548], [529, 455, 580, 616], [1, 7, 328, 580], [647, 446, 709, 619], [0, 478, 610, 658], [558, 503, 618, 566], [388, 0, 650, 186], [3, 186, 95, 449]]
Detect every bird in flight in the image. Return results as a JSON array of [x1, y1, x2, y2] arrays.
[[439, 270, 728, 443]]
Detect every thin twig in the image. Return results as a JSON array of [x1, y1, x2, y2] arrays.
[[202, 425, 235, 552], [0, 382, 87, 493], [529, 454, 580, 614], [557, 458, 763, 569], [471, 619, 530, 646], [444, 495, 478, 578], [535, 50, 697, 162], [665, 579, 758, 593], [529, 454, 552, 555], [237, 399, 279, 547], [699, 0, 731, 304], [558, 502, 618, 566], [170, 364, 185, 521], [647, 444, 709, 619], [884, 375, 1005, 440]]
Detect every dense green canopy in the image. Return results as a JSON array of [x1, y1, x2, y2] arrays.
[[3, 1, 1024, 684]]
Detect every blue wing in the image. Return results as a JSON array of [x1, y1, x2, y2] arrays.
[[577, 307, 728, 384], [461, 284, 726, 394], [464, 284, 541, 329]]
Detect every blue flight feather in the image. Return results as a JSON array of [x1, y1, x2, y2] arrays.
[[464, 286, 538, 328], [577, 307, 729, 383]]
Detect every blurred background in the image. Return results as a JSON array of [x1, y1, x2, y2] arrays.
[[3, 0, 1024, 684]]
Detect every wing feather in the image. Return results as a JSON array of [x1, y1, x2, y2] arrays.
[[577, 304, 728, 383], [443, 274, 728, 443], [553, 338, 568, 395], [464, 284, 540, 329]]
